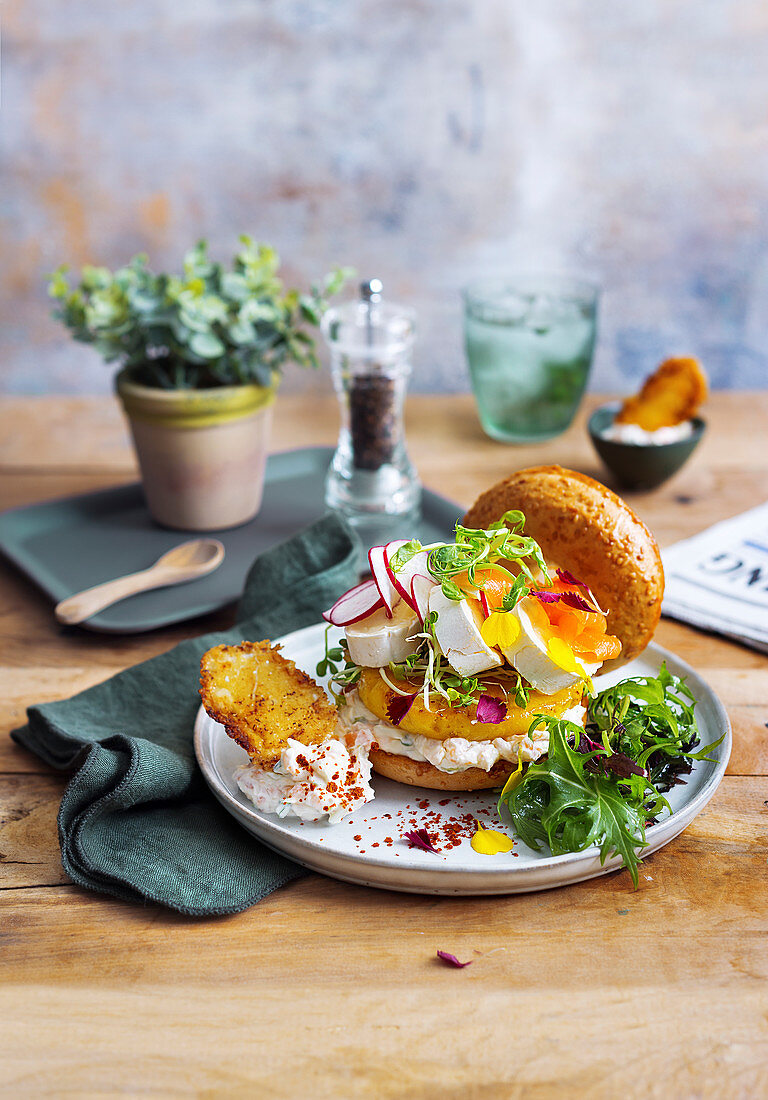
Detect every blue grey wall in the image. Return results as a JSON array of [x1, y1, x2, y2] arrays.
[[2, 1, 767, 394]]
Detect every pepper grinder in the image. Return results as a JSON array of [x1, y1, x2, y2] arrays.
[[323, 279, 421, 537]]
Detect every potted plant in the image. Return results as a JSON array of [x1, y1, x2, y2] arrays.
[[48, 238, 348, 530]]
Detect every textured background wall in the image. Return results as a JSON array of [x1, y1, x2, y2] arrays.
[[2, 0, 768, 395]]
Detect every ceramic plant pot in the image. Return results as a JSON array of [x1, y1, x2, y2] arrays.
[[116, 369, 277, 531]]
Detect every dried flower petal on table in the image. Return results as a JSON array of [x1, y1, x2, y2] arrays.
[[436, 951, 472, 968]]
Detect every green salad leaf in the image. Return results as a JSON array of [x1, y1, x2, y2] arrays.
[[499, 718, 651, 887], [498, 665, 723, 886]]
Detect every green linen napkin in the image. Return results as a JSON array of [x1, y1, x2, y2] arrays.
[[12, 513, 360, 916]]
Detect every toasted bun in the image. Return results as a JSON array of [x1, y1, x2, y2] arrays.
[[369, 748, 515, 791], [463, 465, 664, 666]]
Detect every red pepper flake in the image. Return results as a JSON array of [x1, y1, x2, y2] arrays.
[[436, 951, 472, 969], [354, 834, 362, 842]]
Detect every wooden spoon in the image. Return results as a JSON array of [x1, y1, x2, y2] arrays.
[[54, 539, 226, 625]]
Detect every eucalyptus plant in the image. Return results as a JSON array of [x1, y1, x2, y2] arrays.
[[48, 237, 350, 390]]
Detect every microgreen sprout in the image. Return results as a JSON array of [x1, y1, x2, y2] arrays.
[[427, 510, 549, 593], [318, 627, 361, 704]]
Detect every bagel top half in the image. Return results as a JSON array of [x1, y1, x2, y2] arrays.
[[462, 465, 664, 666]]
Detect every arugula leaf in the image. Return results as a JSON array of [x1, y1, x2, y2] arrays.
[[499, 718, 650, 887]]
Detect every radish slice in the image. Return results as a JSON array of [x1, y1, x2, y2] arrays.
[[410, 574, 435, 621], [479, 591, 490, 618], [388, 547, 433, 613], [384, 540, 414, 607], [368, 545, 398, 617], [323, 579, 384, 626]]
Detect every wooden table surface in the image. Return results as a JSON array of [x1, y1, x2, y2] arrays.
[[2, 392, 767, 1099]]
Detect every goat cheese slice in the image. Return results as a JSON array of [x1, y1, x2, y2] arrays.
[[345, 599, 420, 667], [501, 600, 600, 695], [429, 588, 503, 677]]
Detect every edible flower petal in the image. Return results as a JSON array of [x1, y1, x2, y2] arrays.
[[403, 828, 440, 854], [558, 591, 597, 614], [470, 821, 515, 854], [480, 610, 521, 649], [546, 636, 590, 679], [532, 590, 561, 604], [386, 692, 417, 726], [436, 951, 472, 968], [475, 694, 507, 724], [555, 569, 607, 614]]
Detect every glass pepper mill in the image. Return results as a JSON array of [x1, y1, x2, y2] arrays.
[[323, 279, 421, 537]]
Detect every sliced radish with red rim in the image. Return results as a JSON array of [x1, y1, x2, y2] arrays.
[[368, 545, 398, 617], [323, 579, 384, 626], [388, 546, 434, 613]]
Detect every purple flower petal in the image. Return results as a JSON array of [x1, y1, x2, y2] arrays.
[[534, 587, 606, 615], [403, 828, 440, 854], [386, 692, 417, 726], [556, 568, 585, 589], [436, 951, 472, 968], [475, 694, 507, 724], [559, 591, 596, 613], [533, 590, 561, 604]]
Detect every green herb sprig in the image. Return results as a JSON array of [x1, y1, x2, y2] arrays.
[[317, 628, 361, 704]]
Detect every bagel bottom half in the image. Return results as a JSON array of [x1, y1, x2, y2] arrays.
[[369, 747, 515, 791]]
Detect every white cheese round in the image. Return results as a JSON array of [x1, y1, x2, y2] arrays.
[[429, 588, 503, 677], [345, 599, 420, 667]]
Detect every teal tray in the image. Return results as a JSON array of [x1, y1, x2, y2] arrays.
[[0, 446, 461, 634]]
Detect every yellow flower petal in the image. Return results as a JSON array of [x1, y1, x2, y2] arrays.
[[471, 822, 515, 855], [480, 613, 500, 647], [497, 613, 520, 648], [480, 610, 520, 650], [547, 636, 588, 679]]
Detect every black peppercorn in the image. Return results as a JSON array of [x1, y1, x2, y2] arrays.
[[349, 371, 396, 470]]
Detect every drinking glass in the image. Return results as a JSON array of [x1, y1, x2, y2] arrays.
[[463, 274, 599, 443]]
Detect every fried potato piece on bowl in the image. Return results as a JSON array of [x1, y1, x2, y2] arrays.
[[200, 641, 338, 767], [615, 356, 708, 431]]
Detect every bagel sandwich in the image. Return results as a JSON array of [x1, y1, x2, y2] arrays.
[[326, 466, 664, 793]]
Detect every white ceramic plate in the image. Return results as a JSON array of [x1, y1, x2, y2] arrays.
[[194, 625, 731, 895]]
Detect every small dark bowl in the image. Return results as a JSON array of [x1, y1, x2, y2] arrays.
[[588, 404, 706, 491]]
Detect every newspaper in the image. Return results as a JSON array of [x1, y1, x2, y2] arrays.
[[661, 500, 768, 654]]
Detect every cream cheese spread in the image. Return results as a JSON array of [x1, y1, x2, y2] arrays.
[[338, 691, 586, 774], [234, 726, 376, 823], [601, 420, 694, 445]]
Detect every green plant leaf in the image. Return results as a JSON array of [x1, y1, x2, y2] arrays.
[[188, 332, 225, 359], [46, 238, 348, 388]]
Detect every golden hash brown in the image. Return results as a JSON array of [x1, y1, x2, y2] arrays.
[[199, 641, 338, 767], [616, 356, 708, 430]]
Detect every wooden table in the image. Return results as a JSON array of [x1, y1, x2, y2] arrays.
[[2, 393, 767, 1098]]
